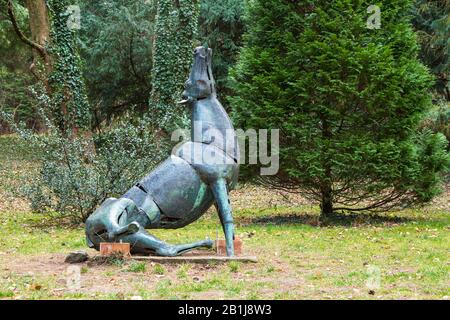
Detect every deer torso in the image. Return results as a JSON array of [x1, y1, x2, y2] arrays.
[[121, 95, 239, 230]]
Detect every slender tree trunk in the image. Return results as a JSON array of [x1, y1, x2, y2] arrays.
[[7, 0, 52, 131], [320, 115, 333, 218], [444, 79, 449, 102], [24, 0, 53, 78], [7, 0, 52, 78], [25, 0, 50, 48], [320, 182, 333, 217]]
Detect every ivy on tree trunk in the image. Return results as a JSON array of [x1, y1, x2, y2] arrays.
[[150, 0, 199, 131], [47, 0, 91, 132]]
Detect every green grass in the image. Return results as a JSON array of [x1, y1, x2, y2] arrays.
[[0, 291, 14, 298], [127, 262, 147, 273], [0, 135, 449, 300], [176, 264, 190, 279], [153, 264, 166, 275], [1, 206, 448, 300], [229, 261, 240, 273]]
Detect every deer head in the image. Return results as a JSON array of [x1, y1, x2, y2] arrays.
[[179, 47, 216, 105]]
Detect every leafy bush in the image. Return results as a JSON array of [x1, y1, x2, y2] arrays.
[[2, 105, 169, 223], [153, 264, 165, 275], [1, 0, 170, 223]]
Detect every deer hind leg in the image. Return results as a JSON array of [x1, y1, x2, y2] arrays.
[[211, 179, 235, 257], [120, 229, 213, 257], [86, 198, 213, 256]]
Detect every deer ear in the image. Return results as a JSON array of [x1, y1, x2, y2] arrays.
[[196, 80, 211, 97], [196, 80, 208, 88]]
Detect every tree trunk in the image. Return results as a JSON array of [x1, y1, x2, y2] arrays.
[[10, 0, 53, 89], [320, 183, 333, 218], [23, 0, 54, 131], [25, 0, 52, 76], [25, 0, 50, 47], [320, 114, 333, 218], [7, 0, 52, 78]]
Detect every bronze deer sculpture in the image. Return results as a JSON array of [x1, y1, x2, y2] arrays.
[[85, 47, 239, 257]]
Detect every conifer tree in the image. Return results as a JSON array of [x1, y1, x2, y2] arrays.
[[231, 0, 450, 217]]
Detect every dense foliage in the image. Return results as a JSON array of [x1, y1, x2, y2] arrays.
[[79, 0, 156, 124], [0, 1, 39, 132], [78, 0, 245, 120], [1, 0, 448, 221], [198, 0, 246, 100], [412, 0, 450, 150], [230, 0, 450, 216], [412, 0, 450, 100], [2, 111, 165, 223], [1, 0, 169, 222], [420, 100, 450, 151]]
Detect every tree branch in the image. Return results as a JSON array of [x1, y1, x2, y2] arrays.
[[7, 0, 47, 58]]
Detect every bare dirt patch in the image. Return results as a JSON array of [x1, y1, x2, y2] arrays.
[[0, 249, 310, 299]]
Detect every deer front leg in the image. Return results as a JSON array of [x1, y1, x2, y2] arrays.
[[211, 179, 235, 257]]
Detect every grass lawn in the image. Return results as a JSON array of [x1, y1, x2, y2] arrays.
[[0, 135, 449, 300]]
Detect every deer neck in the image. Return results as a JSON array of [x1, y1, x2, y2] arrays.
[[191, 95, 237, 160]]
